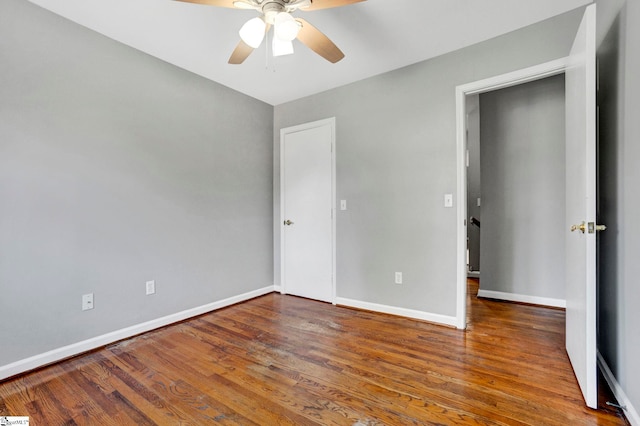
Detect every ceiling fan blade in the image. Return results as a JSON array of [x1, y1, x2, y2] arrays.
[[228, 40, 254, 64], [296, 18, 344, 63], [228, 24, 270, 64], [173, 0, 236, 7], [302, 0, 366, 11]]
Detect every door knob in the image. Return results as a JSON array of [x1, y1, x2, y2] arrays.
[[571, 221, 607, 234], [284, 220, 294, 226], [571, 221, 586, 233]]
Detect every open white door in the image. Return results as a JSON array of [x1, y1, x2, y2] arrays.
[[565, 4, 599, 409], [280, 118, 335, 303]]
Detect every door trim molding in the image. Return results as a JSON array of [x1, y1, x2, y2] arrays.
[[454, 58, 568, 329], [279, 117, 337, 303]]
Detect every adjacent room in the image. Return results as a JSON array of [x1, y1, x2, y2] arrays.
[[1, 0, 638, 424]]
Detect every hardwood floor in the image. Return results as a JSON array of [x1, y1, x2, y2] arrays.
[[0, 280, 628, 425]]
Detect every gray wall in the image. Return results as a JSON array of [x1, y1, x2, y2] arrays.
[[596, 0, 640, 417], [479, 75, 566, 300], [274, 10, 584, 316], [0, 0, 273, 366], [466, 95, 481, 273]]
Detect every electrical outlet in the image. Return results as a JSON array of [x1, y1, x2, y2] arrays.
[[395, 272, 403, 284], [82, 293, 94, 311], [146, 280, 156, 295]]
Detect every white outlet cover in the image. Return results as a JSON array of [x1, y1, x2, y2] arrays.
[[82, 293, 94, 311], [146, 280, 156, 295]]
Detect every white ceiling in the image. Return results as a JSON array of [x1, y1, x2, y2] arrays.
[[28, 0, 590, 105]]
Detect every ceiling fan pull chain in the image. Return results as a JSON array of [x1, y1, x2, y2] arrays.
[[268, 29, 278, 73]]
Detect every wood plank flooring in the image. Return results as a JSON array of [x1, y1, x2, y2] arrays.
[[0, 280, 629, 425]]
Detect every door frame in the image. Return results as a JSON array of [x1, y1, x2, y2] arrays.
[[454, 58, 569, 329], [279, 117, 337, 302]]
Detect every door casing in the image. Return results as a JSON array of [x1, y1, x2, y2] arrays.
[[455, 57, 569, 329]]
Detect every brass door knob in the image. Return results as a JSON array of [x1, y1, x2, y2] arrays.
[[284, 220, 294, 226], [571, 222, 586, 233], [571, 221, 607, 233]]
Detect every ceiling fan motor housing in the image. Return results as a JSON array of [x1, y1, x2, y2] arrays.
[[262, 1, 286, 23]]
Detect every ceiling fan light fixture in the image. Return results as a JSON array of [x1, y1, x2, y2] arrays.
[[272, 36, 294, 56], [239, 17, 266, 48], [274, 12, 300, 41]]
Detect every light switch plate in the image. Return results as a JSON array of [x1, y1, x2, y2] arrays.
[[146, 280, 156, 295], [444, 194, 453, 208], [340, 200, 347, 210]]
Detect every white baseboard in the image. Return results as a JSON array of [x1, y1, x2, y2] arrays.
[[273, 284, 282, 293], [477, 289, 566, 308], [0, 286, 275, 381], [335, 297, 458, 327], [598, 351, 640, 426]]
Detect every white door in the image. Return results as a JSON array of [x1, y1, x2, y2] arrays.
[[280, 118, 335, 303], [565, 4, 598, 409]]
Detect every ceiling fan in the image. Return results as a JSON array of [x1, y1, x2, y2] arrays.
[[174, 0, 366, 64]]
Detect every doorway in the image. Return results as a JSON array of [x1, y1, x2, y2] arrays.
[[455, 5, 598, 408], [466, 74, 567, 307], [454, 58, 569, 329]]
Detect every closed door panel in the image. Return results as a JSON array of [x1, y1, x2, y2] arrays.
[[281, 119, 334, 302]]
